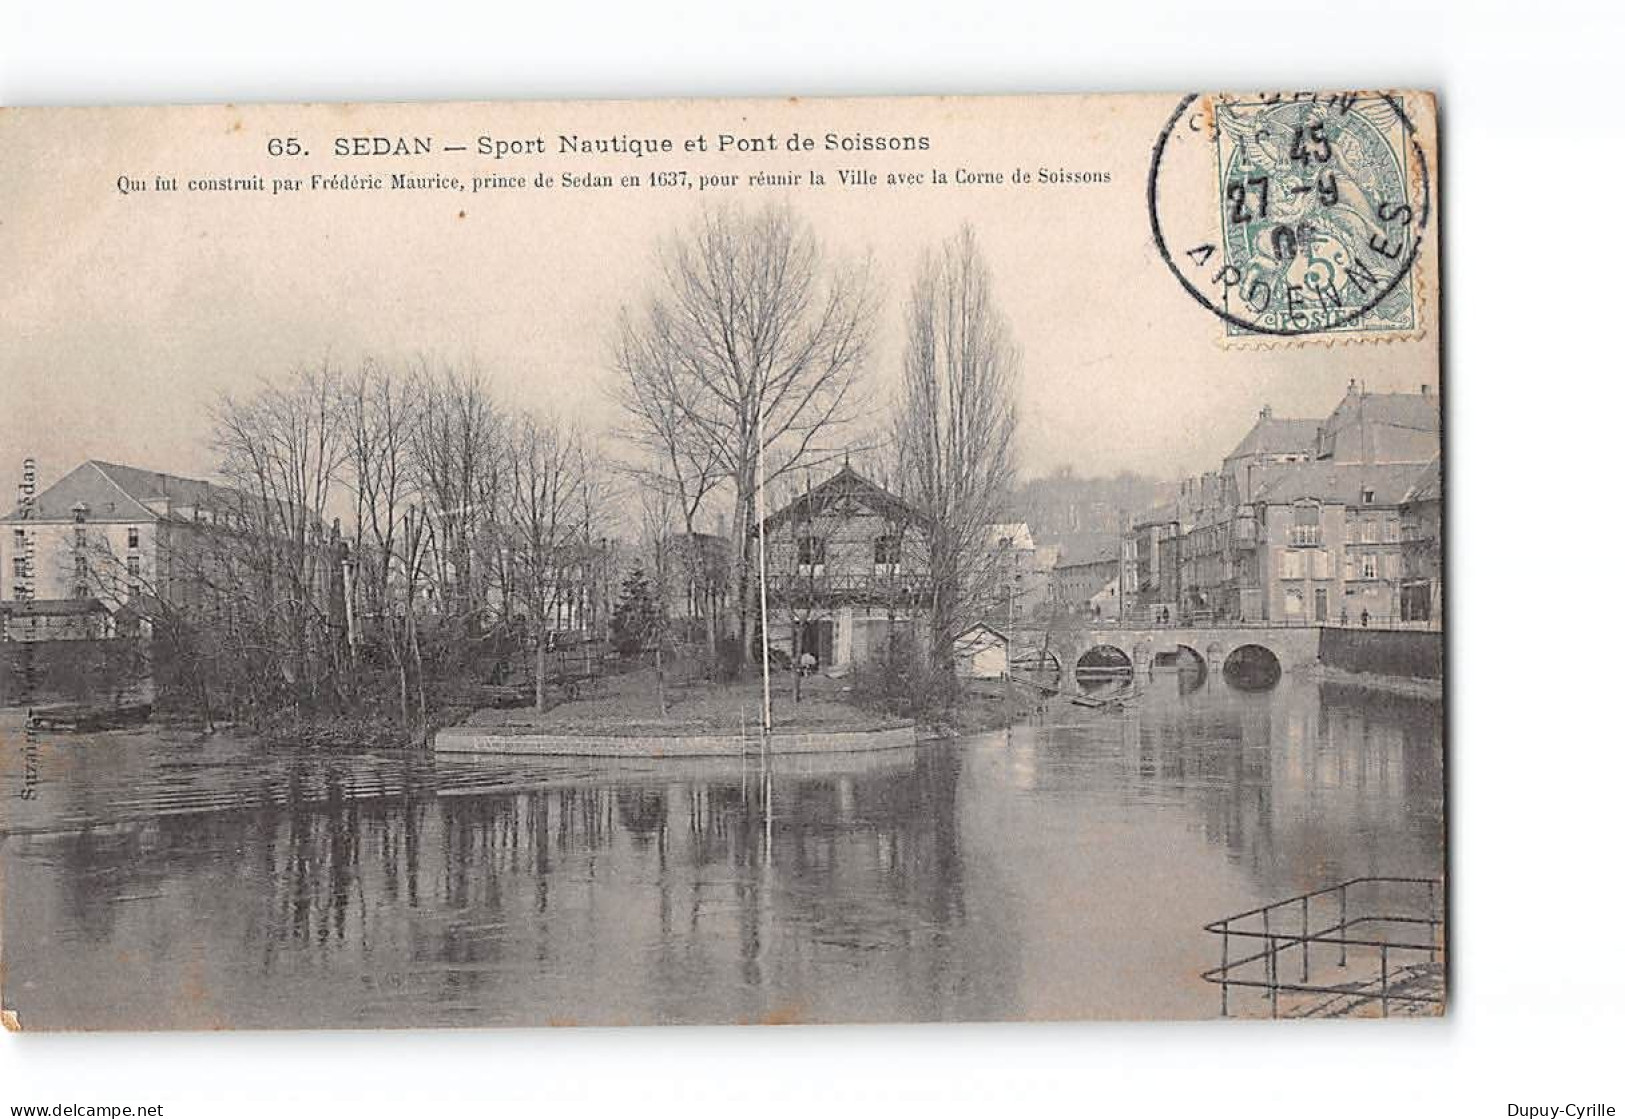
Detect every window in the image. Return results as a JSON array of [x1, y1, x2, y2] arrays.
[[796, 535, 826, 573], [126, 555, 141, 581], [74, 526, 86, 548], [1280, 550, 1304, 580], [1361, 518, 1378, 544], [874, 534, 901, 567], [74, 555, 88, 579], [1360, 554, 1379, 580], [1361, 489, 1376, 505], [11, 529, 23, 548], [1290, 503, 1321, 547], [11, 556, 27, 578], [127, 527, 140, 550]]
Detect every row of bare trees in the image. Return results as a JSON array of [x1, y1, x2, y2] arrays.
[[612, 203, 879, 660], [110, 204, 1017, 732], [94, 357, 612, 733], [614, 205, 1020, 686]]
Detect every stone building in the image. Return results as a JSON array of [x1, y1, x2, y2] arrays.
[[1129, 510, 1181, 619], [2, 461, 240, 633], [986, 522, 1049, 625], [1134, 384, 1442, 624], [0, 459, 342, 641], [1248, 462, 1424, 624], [1399, 456, 1442, 624], [1051, 547, 1123, 620]]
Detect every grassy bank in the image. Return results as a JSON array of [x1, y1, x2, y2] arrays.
[[461, 668, 913, 737]]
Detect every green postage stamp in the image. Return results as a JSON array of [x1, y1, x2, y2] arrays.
[[1149, 91, 1435, 344]]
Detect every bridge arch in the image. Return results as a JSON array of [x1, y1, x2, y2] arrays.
[[1151, 644, 1207, 671], [1076, 644, 1133, 686], [1222, 643, 1282, 690], [1009, 647, 1062, 687]]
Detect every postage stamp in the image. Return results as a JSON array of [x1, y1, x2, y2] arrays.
[[1148, 91, 1434, 344]]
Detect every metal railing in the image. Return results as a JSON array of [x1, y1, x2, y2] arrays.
[[1204, 876, 1445, 1018]]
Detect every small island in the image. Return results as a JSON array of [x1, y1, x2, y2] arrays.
[[434, 669, 918, 758]]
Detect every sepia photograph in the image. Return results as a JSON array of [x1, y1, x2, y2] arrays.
[[10, 0, 1625, 1109], [0, 91, 1446, 1033]]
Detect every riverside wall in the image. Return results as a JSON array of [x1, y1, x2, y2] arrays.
[[1318, 627, 1443, 680], [434, 723, 919, 757]]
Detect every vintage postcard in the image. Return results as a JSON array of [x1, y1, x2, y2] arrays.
[[0, 91, 1443, 1030]]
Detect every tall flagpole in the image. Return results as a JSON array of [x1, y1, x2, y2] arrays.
[[755, 385, 773, 735]]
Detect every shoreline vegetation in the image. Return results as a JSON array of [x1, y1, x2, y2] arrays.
[[146, 656, 1045, 752], [26, 651, 1442, 752]]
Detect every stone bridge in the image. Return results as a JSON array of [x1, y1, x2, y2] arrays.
[[1005, 622, 1323, 690]]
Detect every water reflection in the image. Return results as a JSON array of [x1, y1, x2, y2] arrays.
[[1, 677, 1442, 1029]]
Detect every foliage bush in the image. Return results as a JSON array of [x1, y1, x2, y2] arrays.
[[847, 633, 956, 724]]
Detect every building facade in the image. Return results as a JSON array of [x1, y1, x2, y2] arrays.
[[1399, 456, 1442, 624], [1120, 383, 1442, 626], [0, 459, 342, 641], [759, 466, 931, 671], [1051, 548, 1123, 620]]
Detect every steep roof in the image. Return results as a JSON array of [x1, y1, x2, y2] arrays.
[[1224, 413, 1321, 463], [1252, 461, 1430, 507], [90, 461, 237, 512], [954, 621, 1009, 643], [1402, 456, 1442, 505], [1318, 388, 1440, 464], [762, 465, 926, 532], [3, 460, 240, 524]]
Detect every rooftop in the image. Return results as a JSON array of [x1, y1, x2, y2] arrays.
[[1402, 456, 1442, 505], [1318, 386, 1440, 463], [1224, 408, 1322, 463], [762, 464, 926, 533], [3, 460, 238, 524], [1251, 461, 1431, 507]]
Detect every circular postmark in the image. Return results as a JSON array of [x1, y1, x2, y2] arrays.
[[1147, 92, 1432, 338]]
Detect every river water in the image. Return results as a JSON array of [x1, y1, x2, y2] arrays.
[[0, 674, 1443, 1029]]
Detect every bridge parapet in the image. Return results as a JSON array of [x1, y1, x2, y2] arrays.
[[1009, 622, 1323, 683]]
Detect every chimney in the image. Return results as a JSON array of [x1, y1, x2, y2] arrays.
[[1420, 384, 1431, 396], [1259, 404, 1273, 420]]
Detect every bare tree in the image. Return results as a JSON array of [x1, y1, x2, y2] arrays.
[[611, 303, 730, 659], [410, 359, 509, 631], [614, 203, 878, 651], [636, 484, 680, 717], [341, 358, 425, 725], [213, 360, 350, 713], [893, 226, 1020, 675], [505, 408, 586, 708], [572, 435, 620, 643], [611, 303, 728, 538]]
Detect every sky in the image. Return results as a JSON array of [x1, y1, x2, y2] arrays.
[[1, 95, 1438, 502]]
